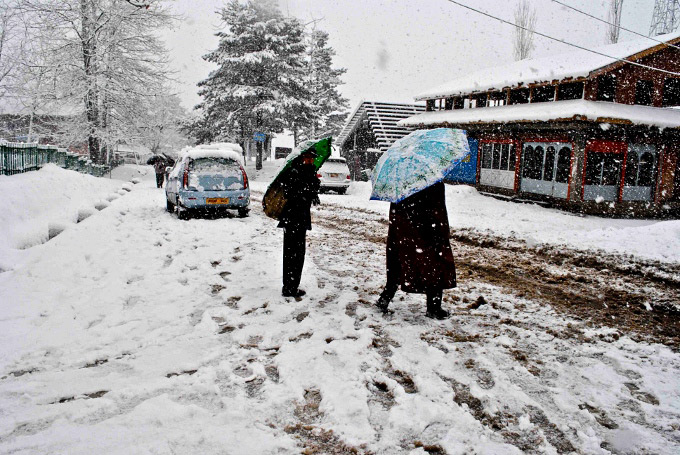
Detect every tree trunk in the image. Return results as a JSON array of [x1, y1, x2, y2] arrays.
[[81, 0, 100, 163]]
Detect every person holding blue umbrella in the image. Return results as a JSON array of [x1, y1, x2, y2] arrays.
[[371, 128, 469, 319]]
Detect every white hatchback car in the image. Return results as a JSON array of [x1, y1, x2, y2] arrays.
[[317, 157, 351, 194]]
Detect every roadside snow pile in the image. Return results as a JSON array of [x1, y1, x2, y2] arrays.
[[0, 164, 127, 271]]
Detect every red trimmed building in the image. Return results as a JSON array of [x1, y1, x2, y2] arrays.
[[401, 32, 680, 217]]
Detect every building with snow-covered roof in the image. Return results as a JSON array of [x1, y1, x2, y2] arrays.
[[336, 101, 425, 180], [402, 31, 680, 217]]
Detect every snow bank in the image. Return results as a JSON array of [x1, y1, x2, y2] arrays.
[[0, 165, 133, 271]]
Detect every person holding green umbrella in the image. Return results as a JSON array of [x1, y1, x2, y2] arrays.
[[277, 151, 321, 297]]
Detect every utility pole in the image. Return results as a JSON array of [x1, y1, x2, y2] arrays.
[[649, 0, 680, 36]]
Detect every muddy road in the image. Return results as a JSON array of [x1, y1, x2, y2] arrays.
[[304, 199, 680, 351]]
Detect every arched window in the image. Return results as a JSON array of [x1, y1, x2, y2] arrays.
[[500, 144, 510, 170], [555, 147, 571, 183], [492, 143, 501, 169], [624, 152, 639, 186], [522, 146, 534, 178], [543, 146, 556, 181], [523, 145, 543, 180], [638, 152, 655, 186], [481, 144, 492, 169]]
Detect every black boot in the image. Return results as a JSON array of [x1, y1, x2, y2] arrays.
[[376, 295, 390, 313], [425, 292, 449, 320]]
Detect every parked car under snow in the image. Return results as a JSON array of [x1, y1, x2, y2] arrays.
[[317, 156, 351, 194], [165, 143, 250, 219]]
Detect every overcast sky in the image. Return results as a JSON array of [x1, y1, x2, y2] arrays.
[[162, 0, 658, 112]]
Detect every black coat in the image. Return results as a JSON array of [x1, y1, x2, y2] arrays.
[[386, 182, 456, 293], [277, 165, 320, 231]]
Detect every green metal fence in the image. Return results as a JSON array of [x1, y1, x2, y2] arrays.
[[0, 142, 112, 177]]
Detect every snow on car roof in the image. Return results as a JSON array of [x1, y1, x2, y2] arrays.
[[415, 31, 680, 100], [181, 143, 244, 165], [399, 99, 680, 129]]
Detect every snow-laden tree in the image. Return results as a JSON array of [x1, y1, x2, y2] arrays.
[[132, 92, 190, 158], [513, 0, 537, 61], [10, 0, 174, 162], [607, 0, 624, 44], [193, 0, 308, 169], [0, 0, 22, 101], [291, 28, 348, 145]]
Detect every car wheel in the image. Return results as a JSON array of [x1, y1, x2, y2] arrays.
[[238, 208, 249, 218], [336, 188, 347, 195], [166, 199, 175, 213], [177, 207, 191, 220]]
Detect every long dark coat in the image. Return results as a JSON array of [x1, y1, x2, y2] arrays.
[[277, 164, 320, 231], [386, 182, 456, 294]]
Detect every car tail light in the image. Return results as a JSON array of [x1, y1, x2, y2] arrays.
[[316, 173, 322, 178], [182, 165, 189, 189], [346, 174, 351, 180], [241, 167, 249, 189]]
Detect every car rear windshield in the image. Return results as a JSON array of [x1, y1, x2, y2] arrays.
[[190, 158, 241, 176], [323, 161, 349, 171]]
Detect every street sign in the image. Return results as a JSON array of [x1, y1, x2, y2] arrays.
[[253, 132, 266, 142]]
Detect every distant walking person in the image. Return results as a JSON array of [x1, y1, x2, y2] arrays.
[[154, 160, 166, 188], [278, 151, 320, 297], [376, 182, 456, 319]]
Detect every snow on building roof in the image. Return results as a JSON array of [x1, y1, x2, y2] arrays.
[[398, 99, 680, 130], [336, 101, 426, 152], [415, 31, 680, 101]]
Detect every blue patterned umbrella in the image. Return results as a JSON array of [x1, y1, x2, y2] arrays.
[[370, 128, 471, 203]]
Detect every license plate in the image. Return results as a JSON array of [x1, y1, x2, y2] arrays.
[[206, 198, 230, 204], [330, 173, 339, 178]]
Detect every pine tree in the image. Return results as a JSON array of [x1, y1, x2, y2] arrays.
[[194, 0, 308, 169], [294, 29, 348, 144]]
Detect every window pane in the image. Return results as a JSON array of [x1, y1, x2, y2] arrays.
[[555, 147, 571, 183], [500, 144, 509, 170], [662, 78, 680, 107], [492, 143, 501, 169], [508, 144, 516, 171], [482, 144, 492, 169], [635, 80, 653, 106], [557, 82, 584, 100], [509, 88, 530, 105], [522, 146, 534, 178], [602, 154, 622, 186], [532, 86, 555, 103], [585, 153, 603, 185], [596, 75, 617, 102], [624, 152, 639, 186], [523, 145, 543, 180], [638, 152, 656, 186], [543, 146, 555, 181]]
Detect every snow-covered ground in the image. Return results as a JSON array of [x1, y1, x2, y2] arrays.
[[0, 163, 678, 454]]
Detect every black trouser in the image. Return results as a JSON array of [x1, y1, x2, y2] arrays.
[[380, 244, 442, 306], [283, 226, 307, 293], [156, 173, 164, 188]]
